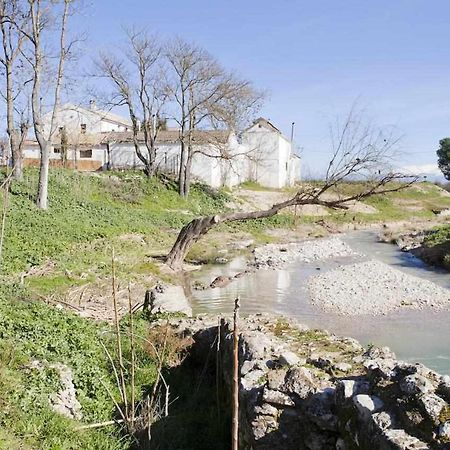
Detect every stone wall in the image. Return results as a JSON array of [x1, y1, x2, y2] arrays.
[[165, 315, 450, 449]]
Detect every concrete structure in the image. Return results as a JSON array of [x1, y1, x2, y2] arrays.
[[22, 104, 301, 188]]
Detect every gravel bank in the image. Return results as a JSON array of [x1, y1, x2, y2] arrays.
[[308, 260, 450, 315], [252, 237, 360, 269]]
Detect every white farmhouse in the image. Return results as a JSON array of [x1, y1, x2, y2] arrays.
[[22, 104, 301, 188], [243, 118, 300, 189]]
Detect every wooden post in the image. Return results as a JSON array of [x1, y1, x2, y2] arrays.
[[231, 297, 240, 450]]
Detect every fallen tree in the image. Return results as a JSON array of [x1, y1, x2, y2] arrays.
[[165, 106, 419, 270]]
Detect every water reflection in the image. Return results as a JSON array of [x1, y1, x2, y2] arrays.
[[189, 232, 450, 374]]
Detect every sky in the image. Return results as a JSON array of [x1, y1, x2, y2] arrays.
[[72, 0, 450, 180]]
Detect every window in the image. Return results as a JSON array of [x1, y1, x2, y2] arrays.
[[79, 149, 92, 159], [53, 148, 61, 154], [80, 123, 87, 134]]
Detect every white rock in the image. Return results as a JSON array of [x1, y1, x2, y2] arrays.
[[278, 351, 300, 366], [353, 394, 383, 419], [334, 362, 352, 373], [262, 388, 295, 407], [419, 393, 447, 424], [438, 422, 450, 440], [400, 374, 434, 395]]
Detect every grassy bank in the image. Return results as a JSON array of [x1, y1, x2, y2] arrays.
[[0, 283, 157, 448], [0, 170, 449, 447], [421, 224, 450, 269], [0, 170, 449, 301]]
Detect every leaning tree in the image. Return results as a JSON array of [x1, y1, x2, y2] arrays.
[[165, 106, 418, 270]]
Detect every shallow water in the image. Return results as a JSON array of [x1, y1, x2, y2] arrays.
[[188, 231, 450, 374]]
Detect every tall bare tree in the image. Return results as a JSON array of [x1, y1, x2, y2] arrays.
[[0, 0, 30, 180], [16, 0, 72, 209], [165, 106, 417, 270], [166, 39, 262, 197], [96, 29, 168, 177]]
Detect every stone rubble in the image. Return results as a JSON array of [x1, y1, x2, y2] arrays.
[[167, 314, 450, 449]]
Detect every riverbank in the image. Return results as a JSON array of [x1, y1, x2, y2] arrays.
[[162, 314, 450, 449], [381, 224, 450, 271]]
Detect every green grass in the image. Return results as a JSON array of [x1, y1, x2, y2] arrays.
[[422, 224, 450, 268], [0, 169, 229, 276], [0, 283, 168, 449]]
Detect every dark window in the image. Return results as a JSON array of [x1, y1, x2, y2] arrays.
[[80, 123, 87, 134], [53, 147, 61, 154], [79, 149, 92, 158]]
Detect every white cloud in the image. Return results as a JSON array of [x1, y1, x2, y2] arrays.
[[402, 163, 443, 177]]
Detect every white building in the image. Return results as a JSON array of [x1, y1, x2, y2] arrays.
[[22, 104, 301, 188], [243, 118, 300, 189]]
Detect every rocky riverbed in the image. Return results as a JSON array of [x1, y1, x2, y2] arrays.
[[252, 236, 360, 269], [308, 259, 450, 315]]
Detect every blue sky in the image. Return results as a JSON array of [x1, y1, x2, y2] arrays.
[[74, 0, 450, 179]]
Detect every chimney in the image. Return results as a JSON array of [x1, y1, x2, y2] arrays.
[[89, 99, 97, 110]]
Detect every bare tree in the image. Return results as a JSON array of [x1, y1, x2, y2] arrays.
[[96, 29, 168, 177], [0, 0, 30, 180], [165, 107, 418, 270], [16, 0, 74, 209], [166, 38, 262, 197]]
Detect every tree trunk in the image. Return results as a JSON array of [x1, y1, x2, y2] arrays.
[[183, 149, 193, 198], [166, 195, 299, 270], [165, 215, 220, 270], [12, 130, 23, 180], [178, 140, 188, 197], [4, 61, 23, 180], [36, 142, 50, 209]]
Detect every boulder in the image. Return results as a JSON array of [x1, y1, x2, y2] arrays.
[[334, 362, 352, 373], [353, 394, 384, 420], [335, 379, 370, 406], [379, 429, 429, 449], [283, 367, 318, 399], [372, 411, 394, 431], [438, 421, 450, 441], [278, 351, 300, 367], [364, 358, 398, 380], [267, 369, 288, 390], [419, 393, 447, 425], [262, 388, 295, 407], [399, 374, 434, 395]]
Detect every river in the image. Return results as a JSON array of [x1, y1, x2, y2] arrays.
[[188, 231, 450, 375]]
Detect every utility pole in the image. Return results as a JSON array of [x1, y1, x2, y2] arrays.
[[290, 122, 295, 143]]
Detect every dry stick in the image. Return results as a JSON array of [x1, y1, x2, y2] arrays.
[[216, 316, 222, 422], [74, 417, 138, 431], [128, 284, 136, 424], [231, 298, 240, 450], [111, 248, 128, 420], [0, 172, 12, 269], [99, 340, 124, 405], [99, 377, 127, 423]]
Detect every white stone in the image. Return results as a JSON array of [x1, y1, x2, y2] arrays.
[[334, 362, 352, 373], [439, 422, 450, 440], [400, 374, 434, 395], [262, 388, 295, 407], [278, 351, 300, 367], [353, 394, 383, 419]]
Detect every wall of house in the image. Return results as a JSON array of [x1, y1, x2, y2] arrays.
[[107, 139, 245, 188], [243, 126, 283, 188], [42, 106, 130, 138]]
